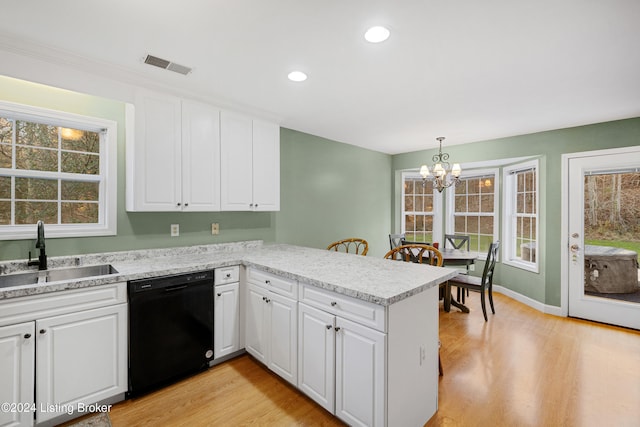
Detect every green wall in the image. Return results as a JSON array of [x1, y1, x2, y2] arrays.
[[276, 129, 392, 257], [392, 118, 640, 306]]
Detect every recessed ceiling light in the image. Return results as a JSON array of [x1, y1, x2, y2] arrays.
[[287, 71, 307, 82], [364, 26, 390, 43]]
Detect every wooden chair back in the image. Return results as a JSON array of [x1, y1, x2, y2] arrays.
[[481, 241, 500, 286], [384, 244, 443, 266], [444, 234, 471, 251], [327, 238, 369, 256]]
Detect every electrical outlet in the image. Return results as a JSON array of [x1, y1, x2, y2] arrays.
[[211, 223, 219, 235], [171, 224, 179, 237]]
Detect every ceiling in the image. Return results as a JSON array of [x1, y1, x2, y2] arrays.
[[0, 0, 639, 154]]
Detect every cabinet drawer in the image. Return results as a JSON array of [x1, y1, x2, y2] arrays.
[[0, 282, 127, 327], [247, 268, 298, 299], [300, 284, 386, 333], [215, 265, 240, 285]]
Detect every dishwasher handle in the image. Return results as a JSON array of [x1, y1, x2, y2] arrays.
[[164, 284, 188, 292]]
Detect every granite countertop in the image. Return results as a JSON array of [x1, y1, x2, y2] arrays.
[[0, 241, 458, 306]]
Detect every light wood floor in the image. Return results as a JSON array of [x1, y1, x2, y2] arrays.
[[99, 293, 640, 427]]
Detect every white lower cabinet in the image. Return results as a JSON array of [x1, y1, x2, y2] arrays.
[[298, 302, 385, 427], [0, 283, 128, 427], [214, 282, 240, 359], [245, 282, 297, 386], [0, 322, 35, 427]]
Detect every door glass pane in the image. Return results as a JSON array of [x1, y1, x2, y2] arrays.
[[583, 172, 640, 303]]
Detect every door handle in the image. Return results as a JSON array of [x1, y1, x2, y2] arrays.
[[570, 244, 579, 252]]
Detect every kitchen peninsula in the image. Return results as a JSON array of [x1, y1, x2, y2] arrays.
[[0, 241, 457, 427]]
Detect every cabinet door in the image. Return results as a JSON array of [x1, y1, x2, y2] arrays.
[[335, 317, 386, 427], [214, 282, 239, 359], [181, 100, 221, 211], [252, 120, 280, 211], [267, 292, 297, 386], [298, 303, 335, 413], [35, 304, 127, 423], [0, 322, 34, 427], [220, 111, 253, 211], [128, 90, 182, 211], [245, 283, 268, 364]]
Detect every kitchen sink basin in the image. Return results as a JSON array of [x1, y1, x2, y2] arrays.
[[0, 264, 118, 289]]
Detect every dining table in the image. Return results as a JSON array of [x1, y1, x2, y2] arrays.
[[401, 241, 480, 313]]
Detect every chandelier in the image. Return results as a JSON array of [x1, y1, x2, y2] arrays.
[[419, 137, 462, 192]]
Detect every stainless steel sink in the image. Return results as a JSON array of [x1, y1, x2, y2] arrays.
[[0, 264, 118, 289], [0, 271, 40, 288]]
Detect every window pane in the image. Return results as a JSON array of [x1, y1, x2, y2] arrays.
[[62, 202, 98, 224], [479, 216, 493, 234], [467, 195, 480, 212], [16, 121, 58, 148], [526, 192, 536, 214], [61, 129, 100, 153], [61, 181, 99, 201], [0, 176, 10, 199], [404, 179, 414, 194], [405, 214, 415, 231], [0, 201, 9, 224], [467, 178, 480, 194], [480, 194, 494, 212], [0, 117, 12, 144], [479, 176, 494, 192], [0, 144, 11, 168], [455, 195, 466, 212], [454, 216, 466, 233], [15, 201, 57, 224], [16, 146, 58, 172], [516, 193, 524, 213], [15, 177, 57, 200], [466, 216, 479, 233], [404, 195, 414, 211], [61, 152, 99, 175], [414, 195, 424, 212]]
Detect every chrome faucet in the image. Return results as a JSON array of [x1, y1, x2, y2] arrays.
[[28, 220, 47, 270]]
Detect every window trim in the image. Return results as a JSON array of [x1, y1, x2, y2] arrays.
[[0, 100, 117, 240], [502, 159, 539, 273], [445, 168, 500, 255], [401, 171, 443, 244]]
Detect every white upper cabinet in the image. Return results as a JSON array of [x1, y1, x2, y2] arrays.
[[127, 90, 221, 212], [220, 111, 280, 211]]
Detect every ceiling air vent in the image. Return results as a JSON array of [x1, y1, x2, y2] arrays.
[[144, 54, 192, 75]]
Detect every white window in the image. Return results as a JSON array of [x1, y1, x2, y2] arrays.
[[503, 159, 539, 272], [0, 101, 117, 239], [401, 172, 442, 244], [446, 169, 499, 254]]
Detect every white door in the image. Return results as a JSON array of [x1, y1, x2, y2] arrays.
[[566, 147, 640, 330], [36, 304, 127, 422], [335, 317, 385, 427], [0, 322, 34, 427], [245, 284, 268, 364], [267, 293, 297, 386], [298, 303, 335, 413], [214, 282, 240, 359]]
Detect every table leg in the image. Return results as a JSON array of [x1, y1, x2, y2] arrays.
[[444, 281, 470, 313]]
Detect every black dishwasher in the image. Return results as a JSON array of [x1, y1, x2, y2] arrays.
[[128, 270, 214, 397]]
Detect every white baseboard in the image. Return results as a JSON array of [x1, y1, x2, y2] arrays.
[[494, 285, 564, 317]]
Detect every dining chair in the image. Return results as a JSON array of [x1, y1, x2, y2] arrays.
[[447, 241, 500, 321], [384, 244, 444, 375], [444, 234, 471, 302], [326, 238, 369, 256], [383, 244, 443, 266], [388, 233, 405, 250], [444, 234, 471, 251]]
